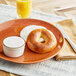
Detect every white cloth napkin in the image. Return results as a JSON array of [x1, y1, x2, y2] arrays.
[[0, 4, 76, 76]]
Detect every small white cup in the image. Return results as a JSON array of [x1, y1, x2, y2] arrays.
[[3, 36, 25, 57]]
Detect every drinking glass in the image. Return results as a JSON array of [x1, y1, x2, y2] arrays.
[[16, 0, 32, 18]]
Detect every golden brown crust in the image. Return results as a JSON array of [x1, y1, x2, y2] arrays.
[[27, 29, 57, 53]]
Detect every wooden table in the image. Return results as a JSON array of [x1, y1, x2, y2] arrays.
[[0, 0, 76, 76]]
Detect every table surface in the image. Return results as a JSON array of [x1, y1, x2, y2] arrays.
[[0, 0, 76, 76]]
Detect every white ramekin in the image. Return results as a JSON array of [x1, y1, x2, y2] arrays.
[[3, 36, 25, 57]]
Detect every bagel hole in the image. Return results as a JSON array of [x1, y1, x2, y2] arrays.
[[40, 37, 45, 43]]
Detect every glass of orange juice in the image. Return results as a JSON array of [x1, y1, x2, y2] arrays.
[[16, 0, 32, 18]]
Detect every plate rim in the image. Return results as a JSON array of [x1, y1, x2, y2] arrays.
[[0, 18, 64, 64]]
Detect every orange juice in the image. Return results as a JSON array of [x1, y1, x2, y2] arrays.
[[16, 0, 32, 18]]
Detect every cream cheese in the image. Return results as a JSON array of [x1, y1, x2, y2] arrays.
[[3, 36, 25, 57]]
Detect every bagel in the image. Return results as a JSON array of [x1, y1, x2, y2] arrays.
[[27, 29, 57, 53]]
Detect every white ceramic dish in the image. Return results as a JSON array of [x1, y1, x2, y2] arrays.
[[3, 36, 25, 57]]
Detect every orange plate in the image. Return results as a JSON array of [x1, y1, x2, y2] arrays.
[[0, 19, 64, 64]]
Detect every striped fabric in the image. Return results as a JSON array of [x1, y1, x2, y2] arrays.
[[0, 4, 76, 76]]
